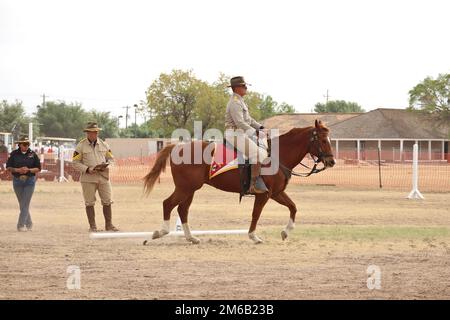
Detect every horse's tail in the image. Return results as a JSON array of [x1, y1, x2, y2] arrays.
[[143, 144, 176, 196]]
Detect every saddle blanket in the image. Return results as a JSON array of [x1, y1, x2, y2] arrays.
[[209, 143, 239, 179]]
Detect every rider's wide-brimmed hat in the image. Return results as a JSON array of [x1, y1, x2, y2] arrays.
[[15, 135, 30, 145], [83, 122, 102, 132], [227, 76, 251, 88]]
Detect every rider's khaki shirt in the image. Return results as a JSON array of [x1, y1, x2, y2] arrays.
[[225, 93, 262, 136]]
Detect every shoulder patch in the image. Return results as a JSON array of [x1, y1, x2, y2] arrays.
[[72, 150, 82, 161]]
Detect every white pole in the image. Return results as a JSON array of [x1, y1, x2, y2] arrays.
[[90, 212, 248, 241], [335, 140, 339, 159], [428, 140, 431, 161], [357, 140, 360, 162], [58, 146, 68, 182], [407, 143, 424, 199], [89, 229, 248, 240], [400, 140, 404, 162], [28, 123, 33, 150]]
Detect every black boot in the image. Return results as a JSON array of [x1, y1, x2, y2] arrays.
[[103, 205, 119, 232], [85, 206, 97, 232]]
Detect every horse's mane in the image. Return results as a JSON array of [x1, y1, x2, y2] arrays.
[[279, 127, 312, 139], [279, 122, 329, 140]]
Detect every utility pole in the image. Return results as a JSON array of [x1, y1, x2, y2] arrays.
[[41, 94, 48, 108], [323, 89, 330, 106], [122, 105, 131, 129], [133, 104, 138, 138]]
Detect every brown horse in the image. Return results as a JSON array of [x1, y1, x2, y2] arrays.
[[143, 120, 335, 244]]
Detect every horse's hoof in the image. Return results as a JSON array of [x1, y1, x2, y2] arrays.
[[188, 237, 201, 244], [152, 230, 161, 239], [249, 233, 263, 244], [281, 230, 288, 241], [143, 240, 148, 246], [152, 230, 169, 240], [253, 238, 263, 244]]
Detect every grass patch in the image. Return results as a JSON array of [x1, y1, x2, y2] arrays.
[[262, 225, 450, 241]]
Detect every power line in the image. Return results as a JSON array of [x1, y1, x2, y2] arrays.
[[1, 92, 142, 104]]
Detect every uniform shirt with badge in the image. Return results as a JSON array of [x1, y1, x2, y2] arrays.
[[72, 138, 114, 182], [6, 148, 41, 178]]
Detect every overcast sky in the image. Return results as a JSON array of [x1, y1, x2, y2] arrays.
[[1, 0, 449, 123]]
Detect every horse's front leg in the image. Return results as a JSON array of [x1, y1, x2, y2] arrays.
[[271, 191, 297, 241], [248, 194, 270, 244]]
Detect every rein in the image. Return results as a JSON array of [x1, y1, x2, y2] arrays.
[[279, 128, 332, 178], [280, 157, 326, 178]]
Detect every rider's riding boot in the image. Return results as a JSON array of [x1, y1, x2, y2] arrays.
[[85, 206, 97, 232], [249, 162, 268, 194], [103, 204, 119, 232]]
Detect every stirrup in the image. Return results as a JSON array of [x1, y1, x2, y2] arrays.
[[249, 187, 266, 194], [249, 177, 268, 194]]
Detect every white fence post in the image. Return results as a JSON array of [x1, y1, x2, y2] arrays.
[[58, 146, 68, 182], [28, 123, 33, 150], [407, 144, 424, 199]]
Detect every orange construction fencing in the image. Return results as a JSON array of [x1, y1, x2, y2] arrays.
[[108, 152, 450, 193]]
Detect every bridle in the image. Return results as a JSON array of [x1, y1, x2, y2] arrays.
[[280, 128, 333, 178]]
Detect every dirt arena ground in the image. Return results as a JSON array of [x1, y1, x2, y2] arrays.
[[0, 179, 449, 300]]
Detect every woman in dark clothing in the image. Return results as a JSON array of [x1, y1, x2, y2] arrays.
[[6, 135, 41, 231]]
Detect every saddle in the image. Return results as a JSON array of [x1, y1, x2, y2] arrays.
[[209, 139, 269, 201]]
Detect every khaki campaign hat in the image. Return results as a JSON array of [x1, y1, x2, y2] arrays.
[[15, 135, 30, 145], [83, 122, 102, 132], [227, 76, 252, 88]]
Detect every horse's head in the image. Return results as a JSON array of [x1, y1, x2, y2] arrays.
[[308, 120, 335, 168]]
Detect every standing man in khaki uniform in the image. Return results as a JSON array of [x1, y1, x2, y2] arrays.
[[224, 76, 268, 194], [72, 122, 119, 232]]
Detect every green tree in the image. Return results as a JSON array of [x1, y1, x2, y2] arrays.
[[408, 73, 450, 121], [258, 95, 278, 120], [195, 80, 228, 131], [314, 100, 365, 113], [0, 100, 36, 141], [243, 91, 264, 121], [88, 110, 120, 139], [36, 101, 88, 139], [145, 70, 205, 136], [252, 96, 296, 120], [117, 118, 165, 138], [277, 102, 295, 113], [144, 70, 297, 136]]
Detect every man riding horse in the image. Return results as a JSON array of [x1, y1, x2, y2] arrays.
[[144, 76, 336, 244], [224, 76, 268, 194]]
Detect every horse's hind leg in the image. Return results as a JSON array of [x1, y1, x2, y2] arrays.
[[152, 188, 190, 240], [177, 193, 200, 244]]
